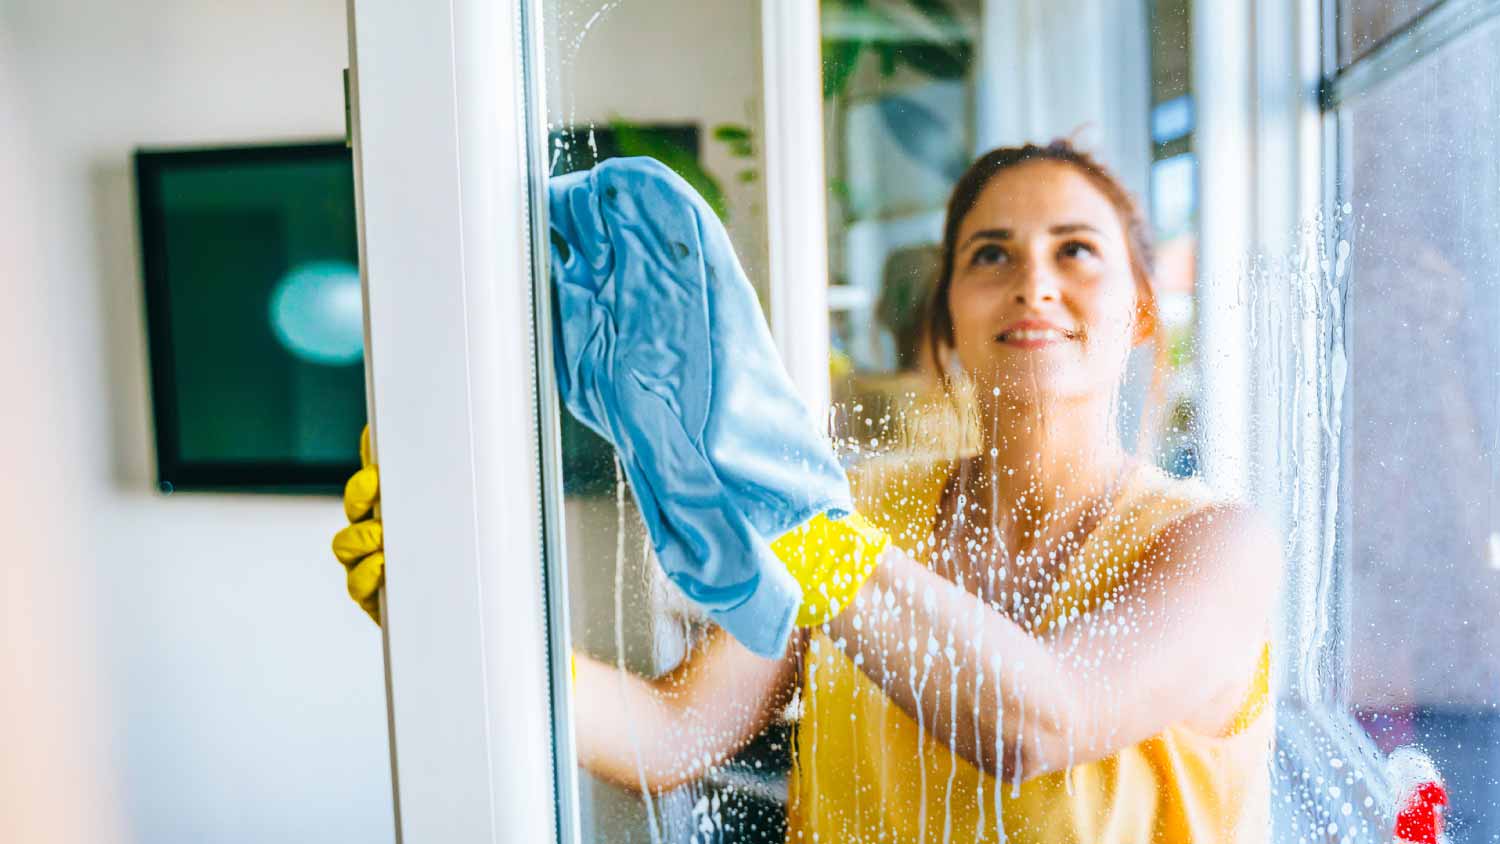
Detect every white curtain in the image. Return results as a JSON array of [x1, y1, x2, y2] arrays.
[[974, 0, 1152, 199]]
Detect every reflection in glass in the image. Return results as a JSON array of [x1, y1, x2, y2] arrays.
[[269, 260, 364, 366]]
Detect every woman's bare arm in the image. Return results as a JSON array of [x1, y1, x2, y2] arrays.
[[573, 625, 802, 793], [827, 502, 1280, 782]]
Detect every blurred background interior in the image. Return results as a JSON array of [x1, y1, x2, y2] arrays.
[[3, 0, 1499, 841]]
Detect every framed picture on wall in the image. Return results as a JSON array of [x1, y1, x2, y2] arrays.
[[135, 141, 365, 493], [134, 129, 714, 495]]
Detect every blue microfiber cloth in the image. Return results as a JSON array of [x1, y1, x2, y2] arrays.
[[549, 157, 852, 658]]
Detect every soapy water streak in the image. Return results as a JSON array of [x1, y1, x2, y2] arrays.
[[614, 454, 664, 844], [566, 0, 624, 56], [546, 0, 626, 188]]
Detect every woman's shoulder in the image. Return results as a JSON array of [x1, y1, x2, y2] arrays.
[[1119, 464, 1281, 578], [1100, 463, 1264, 557]]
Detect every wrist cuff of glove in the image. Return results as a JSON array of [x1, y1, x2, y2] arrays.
[[771, 511, 890, 627]]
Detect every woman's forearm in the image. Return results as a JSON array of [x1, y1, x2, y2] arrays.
[[571, 632, 798, 794], [572, 653, 698, 793], [827, 502, 1278, 784], [827, 548, 1083, 781]]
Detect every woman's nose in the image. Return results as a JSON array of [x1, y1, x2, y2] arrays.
[[1014, 266, 1060, 305]]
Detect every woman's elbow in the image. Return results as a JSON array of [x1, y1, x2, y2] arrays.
[[991, 696, 1084, 782], [987, 737, 1086, 784], [960, 721, 1048, 781], [970, 734, 1042, 783]]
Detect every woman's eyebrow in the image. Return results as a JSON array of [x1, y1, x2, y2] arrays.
[[1050, 223, 1101, 235], [961, 228, 1012, 248], [961, 223, 1100, 249]]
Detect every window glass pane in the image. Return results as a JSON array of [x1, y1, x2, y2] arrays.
[[822, 0, 981, 385], [1344, 17, 1500, 840], [543, 2, 784, 840], [825, 0, 1182, 472], [542, 3, 1300, 843], [1148, 0, 1199, 482], [1150, 0, 1192, 106], [1338, 0, 1439, 65]]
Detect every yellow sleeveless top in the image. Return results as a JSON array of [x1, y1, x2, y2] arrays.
[[786, 459, 1272, 844]]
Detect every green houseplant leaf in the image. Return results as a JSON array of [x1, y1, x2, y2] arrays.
[[610, 118, 728, 220]]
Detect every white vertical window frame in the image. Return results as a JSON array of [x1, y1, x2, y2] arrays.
[[761, 0, 834, 415], [347, 0, 557, 841], [350, 2, 831, 840], [1192, 0, 1256, 500], [1253, 0, 1344, 704], [1195, 3, 1359, 833], [1194, 0, 1333, 699]]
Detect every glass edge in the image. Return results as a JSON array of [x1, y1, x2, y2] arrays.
[[517, 0, 583, 841]]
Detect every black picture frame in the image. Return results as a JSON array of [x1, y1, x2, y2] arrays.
[[135, 141, 363, 495]]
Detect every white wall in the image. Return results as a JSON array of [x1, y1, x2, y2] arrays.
[[544, 0, 770, 294], [0, 1, 395, 842]]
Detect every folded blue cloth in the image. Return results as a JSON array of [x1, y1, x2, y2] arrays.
[[549, 157, 852, 658]]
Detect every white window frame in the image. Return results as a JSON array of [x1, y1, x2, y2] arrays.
[[347, 0, 830, 841], [1192, 0, 1330, 702], [346, 0, 557, 840], [761, 0, 834, 416]]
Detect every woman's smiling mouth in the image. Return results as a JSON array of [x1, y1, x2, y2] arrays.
[[995, 320, 1079, 348]]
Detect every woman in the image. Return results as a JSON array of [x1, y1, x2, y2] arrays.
[[334, 141, 1281, 843]]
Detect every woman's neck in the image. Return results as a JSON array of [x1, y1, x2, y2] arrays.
[[944, 390, 1133, 578]]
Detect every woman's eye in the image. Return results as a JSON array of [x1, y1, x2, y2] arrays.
[[1059, 240, 1098, 260], [972, 244, 1007, 266]]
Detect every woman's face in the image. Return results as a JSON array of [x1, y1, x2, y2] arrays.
[[946, 160, 1142, 407]]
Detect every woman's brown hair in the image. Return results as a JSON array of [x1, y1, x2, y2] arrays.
[[924, 139, 1160, 376]]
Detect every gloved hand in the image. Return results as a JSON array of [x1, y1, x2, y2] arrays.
[[771, 511, 889, 627], [325, 419, 887, 632], [331, 426, 384, 624], [550, 158, 854, 658]]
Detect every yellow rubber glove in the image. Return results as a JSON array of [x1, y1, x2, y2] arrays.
[[329, 423, 888, 631], [331, 426, 384, 624], [770, 511, 889, 627]]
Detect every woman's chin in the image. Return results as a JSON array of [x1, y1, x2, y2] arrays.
[[968, 361, 1069, 393], [970, 372, 1101, 409]]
